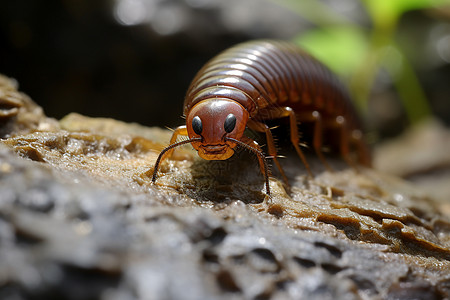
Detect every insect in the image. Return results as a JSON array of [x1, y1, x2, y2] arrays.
[[152, 40, 371, 195]]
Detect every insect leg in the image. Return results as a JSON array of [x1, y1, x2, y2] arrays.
[[151, 125, 190, 182], [296, 110, 333, 171], [247, 119, 289, 185], [233, 136, 271, 195], [165, 125, 188, 159], [328, 116, 356, 168], [255, 107, 313, 177], [351, 129, 372, 167], [152, 125, 189, 177]]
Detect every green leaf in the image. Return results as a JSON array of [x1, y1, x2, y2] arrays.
[[363, 0, 450, 27], [294, 26, 369, 77]]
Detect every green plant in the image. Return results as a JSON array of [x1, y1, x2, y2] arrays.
[[274, 0, 449, 123]]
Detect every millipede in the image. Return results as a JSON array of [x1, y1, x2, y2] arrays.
[[152, 40, 371, 195]]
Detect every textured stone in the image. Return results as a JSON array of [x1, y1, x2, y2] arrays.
[[0, 74, 58, 138], [375, 118, 450, 213], [0, 75, 449, 299]]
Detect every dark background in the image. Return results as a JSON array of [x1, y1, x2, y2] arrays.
[[1, 0, 449, 139]]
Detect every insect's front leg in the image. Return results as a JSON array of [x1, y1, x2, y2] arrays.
[[165, 125, 188, 159], [239, 136, 271, 195], [151, 125, 190, 183]]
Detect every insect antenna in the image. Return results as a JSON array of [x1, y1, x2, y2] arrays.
[[225, 137, 270, 195], [152, 137, 202, 183]]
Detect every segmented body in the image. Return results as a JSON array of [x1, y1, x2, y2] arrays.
[[185, 40, 361, 133], [152, 40, 371, 195]]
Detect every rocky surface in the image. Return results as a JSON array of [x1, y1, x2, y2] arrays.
[[375, 119, 450, 215], [0, 74, 449, 299]]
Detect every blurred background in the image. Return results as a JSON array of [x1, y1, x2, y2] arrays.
[[1, 0, 450, 139]]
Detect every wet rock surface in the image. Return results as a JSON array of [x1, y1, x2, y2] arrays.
[[0, 75, 449, 299]]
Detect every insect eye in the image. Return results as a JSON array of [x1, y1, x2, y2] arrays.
[[192, 116, 203, 135], [224, 114, 236, 133]]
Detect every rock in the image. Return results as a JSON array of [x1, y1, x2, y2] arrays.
[[375, 118, 450, 215], [0, 75, 449, 299], [0, 75, 59, 138]]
